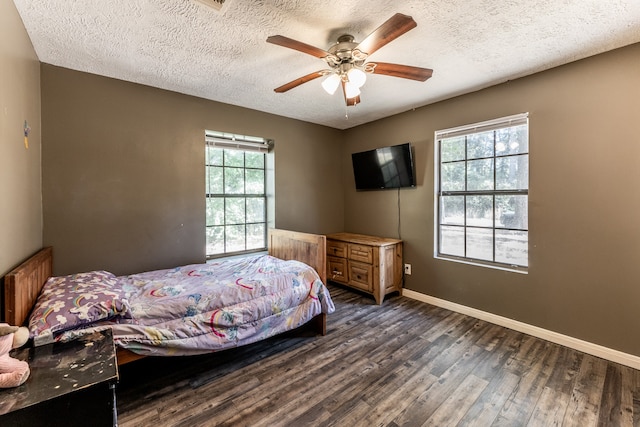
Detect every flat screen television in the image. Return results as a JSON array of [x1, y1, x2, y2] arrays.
[[352, 143, 416, 190]]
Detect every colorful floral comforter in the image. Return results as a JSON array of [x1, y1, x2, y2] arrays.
[[59, 255, 335, 356]]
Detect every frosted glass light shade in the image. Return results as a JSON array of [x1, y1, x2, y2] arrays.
[[344, 81, 361, 98], [321, 73, 341, 95], [347, 68, 367, 88]]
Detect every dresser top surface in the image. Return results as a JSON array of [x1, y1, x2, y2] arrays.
[[326, 232, 402, 247]]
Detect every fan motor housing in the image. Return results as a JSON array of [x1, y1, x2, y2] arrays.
[[328, 34, 361, 63]]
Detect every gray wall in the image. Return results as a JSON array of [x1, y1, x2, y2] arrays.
[[342, 43, 640, 357], [0, 1, 42, 277], [41, 65, 344, 276]]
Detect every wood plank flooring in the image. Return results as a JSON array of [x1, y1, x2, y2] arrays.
[[116, 284, 640, 426]]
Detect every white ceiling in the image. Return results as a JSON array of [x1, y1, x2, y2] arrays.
[[13, 0, 640, 130]]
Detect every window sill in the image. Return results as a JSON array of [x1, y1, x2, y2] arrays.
[[206, 249, 268, 263], [434, 254, 528, 274]]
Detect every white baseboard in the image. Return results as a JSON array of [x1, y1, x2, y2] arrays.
[[402, 288, 640, 370]]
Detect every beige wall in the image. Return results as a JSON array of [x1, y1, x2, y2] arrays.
[[0, 2, 42, 277], [41, 65, 344, 276], [343, 43, 640, 356]]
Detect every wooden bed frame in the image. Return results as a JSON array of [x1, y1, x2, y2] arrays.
[[3, 229, 327, 365]]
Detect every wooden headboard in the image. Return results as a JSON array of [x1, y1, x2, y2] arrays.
[[4, 247, 52, 326], [268, 229, 327, 284]]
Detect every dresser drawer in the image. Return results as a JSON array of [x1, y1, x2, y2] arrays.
[[348, 261, 373, 292], [348, 244, 373, 264], [327, 240, 348, 258], [327, 256, 348, 283]]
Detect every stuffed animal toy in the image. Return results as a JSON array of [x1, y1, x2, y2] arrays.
[[0, 324, 30, 388]]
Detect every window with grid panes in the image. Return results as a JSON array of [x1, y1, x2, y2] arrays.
[[205, 133, 269, 257], [435, 113, 529, 270]]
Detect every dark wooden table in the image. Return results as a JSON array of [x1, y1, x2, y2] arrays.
[[0, 329, 119, 426]]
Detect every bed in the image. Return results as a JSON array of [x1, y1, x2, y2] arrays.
[[3, 229, 334, 365]]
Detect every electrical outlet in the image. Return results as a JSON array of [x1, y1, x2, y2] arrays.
[[404, 263, 412, 275]]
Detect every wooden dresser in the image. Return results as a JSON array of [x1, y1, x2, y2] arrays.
[[326, 232, 403, 304]]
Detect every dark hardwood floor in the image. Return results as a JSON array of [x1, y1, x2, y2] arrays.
[[116, 284, 640, 426]]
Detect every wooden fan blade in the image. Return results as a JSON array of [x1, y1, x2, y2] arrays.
[[274, 71, 326, 93], [370, 62, 433, 81], [346, 95, 361, 106], [267, 35, 332, 59], [355, 13, 417, 56], [341, 81, 361, 106]]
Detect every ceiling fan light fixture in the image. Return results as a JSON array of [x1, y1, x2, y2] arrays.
[[344, 81, 361, 99], [321, 73, 341, 95], [267, 13, 432, 107], [347, 67, 367, 88]]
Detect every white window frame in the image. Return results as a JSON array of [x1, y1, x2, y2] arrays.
[[434, 113, 529, 273], [205, 131, 274, 258]]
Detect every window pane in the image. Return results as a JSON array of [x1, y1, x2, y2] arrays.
[[441, 162, 465, 191], [225, 198, 245, 225], [225, 225, 245, 252], [207, 166, 223, 194], [467, 131, 494, 159], [224, 150, 244, 167], [496, 195, 528, 230], [441, 196, 464, 225], [436, 117, 528, 270], [495, 124, 528, 156], [206, 226, 224, 256], [245, 169, 264, 194], [496, 154, 528, 190], [467, 159, 494, 191], [247, 223, 265, 250], [206, 197, 224, 226], [246, 197, 264, 223], [225, 168, 244, 194], [466, 227, 493, 261], [466, 195, 493, 227], [207, 147, 223, 166], [206, 144, 267, 257], [245, 152, 264, 169], [495, 230, 528, 266], [441, 137, 465, 162], [440, 226, 464, 257]]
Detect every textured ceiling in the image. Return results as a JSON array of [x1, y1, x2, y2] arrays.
[[13, 0, 640, 130]]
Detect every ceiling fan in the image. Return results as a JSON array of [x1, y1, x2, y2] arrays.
[[266, 13, 433, 107]]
